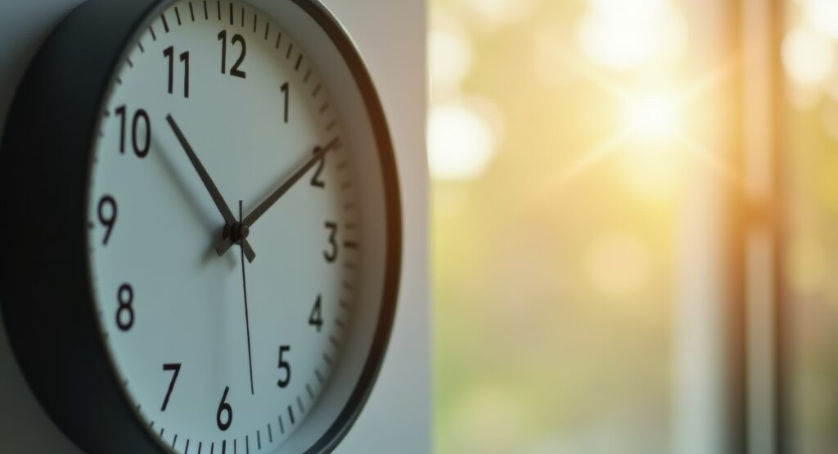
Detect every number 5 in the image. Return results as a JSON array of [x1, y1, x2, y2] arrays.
[[277, 345, 291, 388]]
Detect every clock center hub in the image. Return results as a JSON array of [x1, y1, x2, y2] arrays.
[[226, 222, 250, 244]]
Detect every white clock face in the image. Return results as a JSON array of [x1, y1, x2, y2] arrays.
[[84, 1, 390, 452]]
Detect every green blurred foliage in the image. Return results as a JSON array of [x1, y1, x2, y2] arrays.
[[431, 1, 678, 452]]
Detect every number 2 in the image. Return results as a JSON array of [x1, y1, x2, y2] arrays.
[[310, 146, 326, 188]]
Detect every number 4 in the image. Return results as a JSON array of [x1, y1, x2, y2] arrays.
[[309, 295, 323, 332]]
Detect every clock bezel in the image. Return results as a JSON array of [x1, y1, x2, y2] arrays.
[[0, 0, 402, 453]]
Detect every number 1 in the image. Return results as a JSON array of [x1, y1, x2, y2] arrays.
[[281, 82, 289, 123]]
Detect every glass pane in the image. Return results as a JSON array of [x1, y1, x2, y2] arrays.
[[429, 0, 737, 452], [784, 1, 838, 452]]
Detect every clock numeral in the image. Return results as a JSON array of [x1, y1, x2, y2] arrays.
[[115, 105, 151, 158], [310, 146, 326, 188], [98, 195, 118, 245], [323, 222, 339, 263], [161, 363, 181, 412], [281, 82, 290, 123], [277, 345, 291, 388], [116, 283, 135, 332], [216, 386, 233, 431], [164, 46, 190, 97], [218, 30, 247, 79], [309, 295, 323, 332]]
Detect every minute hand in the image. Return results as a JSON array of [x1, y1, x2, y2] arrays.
[[167, 114, 256, 262], [215, 138, 340, 256]]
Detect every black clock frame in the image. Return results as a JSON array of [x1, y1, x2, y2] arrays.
[[0, 0, 402, 453]]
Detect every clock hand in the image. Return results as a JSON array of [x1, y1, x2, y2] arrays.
[[238, 200, 256, 396], [166, 114, 256, 262], [215, 137, 340, 257]]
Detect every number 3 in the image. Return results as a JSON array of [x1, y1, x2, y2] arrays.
[[323, 222, 338, 263]]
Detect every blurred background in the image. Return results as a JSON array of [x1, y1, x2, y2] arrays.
[[428, 0, 838, 452]]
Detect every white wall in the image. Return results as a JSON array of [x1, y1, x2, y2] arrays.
[[0, 1, 429, 453], [322, 0, 429, 452]]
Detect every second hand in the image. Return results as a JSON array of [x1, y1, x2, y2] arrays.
[[239, 200, 255, 395]]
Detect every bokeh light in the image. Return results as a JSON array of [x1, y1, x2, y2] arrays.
[[433, 0, 681, 452], [804, 0, 838, 40], [459, 0, 540, 28], [577, 0, 686, 70], [782, 26, 835, 87], [429, 13, 473, 94], [431, 0, 838, 452], [428, 102, 498, 181]]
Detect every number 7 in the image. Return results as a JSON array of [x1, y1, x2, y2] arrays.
[[161, 363, 182, 412]]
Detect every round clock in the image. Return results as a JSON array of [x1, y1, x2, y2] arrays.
[[0, 0, 401, 453]]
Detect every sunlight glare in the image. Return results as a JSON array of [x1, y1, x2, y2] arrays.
[[428, 103, 498, 181], [624, 93, 681, 140], [577, 0, 685, 70], [782, 26, 835, 87], [805, 0, 838, 39]]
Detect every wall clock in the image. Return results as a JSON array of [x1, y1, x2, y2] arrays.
[[0, 0, 401, 452]]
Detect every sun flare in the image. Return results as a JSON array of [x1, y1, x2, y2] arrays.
[[624, 93, 681, 140]]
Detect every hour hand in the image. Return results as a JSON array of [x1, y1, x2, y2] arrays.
[[215, 138, 340, 257], [166, 114, 256, 262]]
